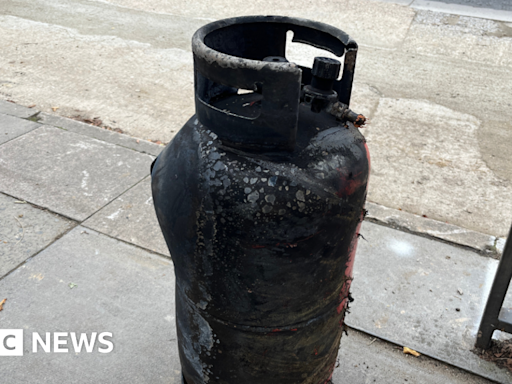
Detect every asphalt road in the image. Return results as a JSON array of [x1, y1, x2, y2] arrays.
[[439, 0, 512, 11]]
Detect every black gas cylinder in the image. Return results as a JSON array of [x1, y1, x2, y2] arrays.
[[151, 16, 370, 384]]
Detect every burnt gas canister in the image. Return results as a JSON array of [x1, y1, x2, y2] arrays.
[[151, 16, 370, 384]]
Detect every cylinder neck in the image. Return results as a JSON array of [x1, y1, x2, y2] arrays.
[[192, 16, 358, 152]]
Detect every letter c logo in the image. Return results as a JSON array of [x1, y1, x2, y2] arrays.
[[0, 329, 23, 356], [3, 334, 16, 350]]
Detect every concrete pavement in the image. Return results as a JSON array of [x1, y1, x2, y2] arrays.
[[2, 1, 512, 382], [0, 100, 508, 383], [1, 0, 511, 239]]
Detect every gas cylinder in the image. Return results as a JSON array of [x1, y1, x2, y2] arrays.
[[151, 16, 369, 384]]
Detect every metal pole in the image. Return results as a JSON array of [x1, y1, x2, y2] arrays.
[[475, 223, 512, 349]]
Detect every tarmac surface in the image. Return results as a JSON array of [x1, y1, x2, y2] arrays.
[[1, 1, 512, 383]]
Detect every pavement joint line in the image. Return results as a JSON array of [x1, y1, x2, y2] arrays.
[[365, 215, 499, 258], [365, 201, 504, 258], [0, 179, 165, 258], [79, 174, 150, 224], [0, 216, 78, 283], [0, 122, 43, 147], [37, 111, 164, 157], [0, 172, 168, 258], [79, 224, 172, 260], [0, 99, 41, 119], [0, 191, 171, 284], [0, 190, 80, 224]]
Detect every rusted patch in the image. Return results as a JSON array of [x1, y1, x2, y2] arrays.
[[353, 114, 366, 128]]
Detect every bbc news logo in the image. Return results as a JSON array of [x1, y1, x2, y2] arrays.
[[0, 330, 113, 356], [0, 330, 23, 356]]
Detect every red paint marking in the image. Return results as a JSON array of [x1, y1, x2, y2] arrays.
[[364, 141, 371, 183], [290, 328, 298, 331], [336, 211, 364, 314], [314, 348, 318, 356], [271, 328, 281, 333], [250, 244, 266, 249], [335, 168, 364, 197], [334, 142, 370, 199], [336, 299, 346, 315], [323, 362, 335, 384], [275, 231, 322, 249]]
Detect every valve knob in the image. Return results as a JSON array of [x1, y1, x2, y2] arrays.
[[310, 57, 341, 93], [312, 57, 341, 80]]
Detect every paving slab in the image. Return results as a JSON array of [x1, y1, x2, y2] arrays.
[[334, 328, 492, 384], [0, 112, 40, 145], [0, 125, 153, 221], [348, 221, 512, 383], [84, 176, 169, 257], [0, 192, 75, 279], [0, 224, 492, 384], [0, 99, 39, 118], [0, 226, 180, 384], [38, 113, 164, 157], [365, 201, 499, 256]]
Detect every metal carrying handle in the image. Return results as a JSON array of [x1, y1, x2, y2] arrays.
[[192, 16, 358, 151]]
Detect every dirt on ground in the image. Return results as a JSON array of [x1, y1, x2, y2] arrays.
[[474, 339, 512, 372]]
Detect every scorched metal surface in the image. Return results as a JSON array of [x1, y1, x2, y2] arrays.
[[151, 16, 370, 384]]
